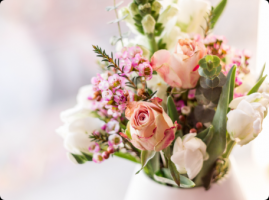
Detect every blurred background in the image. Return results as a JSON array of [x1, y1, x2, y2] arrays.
[[0, 0, 269, 199]]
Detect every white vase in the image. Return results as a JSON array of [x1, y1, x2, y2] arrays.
[[124, 157, 247, 200]]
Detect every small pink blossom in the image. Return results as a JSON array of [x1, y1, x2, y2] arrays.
[[188, 89, 196, 99], [108, 74, 122, 88], [106, 120, 120, 134], [93, 153, 104, 163], [175, 100, 185, 112], [99, 80, 110, 91], [89, 142, 100, 153], [102, 90, 113, 101], [138, 62, 153, 80], [114, 89, 126, 104], [119, 58, 132, 74], [108, 134, 123, 148]]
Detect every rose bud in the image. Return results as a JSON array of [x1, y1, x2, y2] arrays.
[[125, 97, 177, 151], [102, 151, 110, 160]]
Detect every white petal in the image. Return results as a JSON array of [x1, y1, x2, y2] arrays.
[[173, 137, 184, 155], [184, 149, 203, 180], [171, 151, 186, 174]]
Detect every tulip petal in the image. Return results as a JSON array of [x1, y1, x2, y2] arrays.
[[171, 151, 186, 174], [184, 149, 203, 180], [154, 126, 176, 151]]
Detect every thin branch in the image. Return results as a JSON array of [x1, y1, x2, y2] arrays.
[[114, 0, 124, 47]]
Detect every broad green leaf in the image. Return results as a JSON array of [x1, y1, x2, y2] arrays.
[[211, 0, 228, 29], [247, 75, 267, 95], [71, 154, 87, 164], [194, 105, 215, 123], [194, 66, 236, 188], [153, 174, 195, 188], [81, 152, 93, 161], [206, 77, 220, 88], [202, 87, 222, 101], [258, 63, 266, 81], [168, 159, 181, 186], [114, 152, 140, 163], [136, 150, 156, 174], [196, 126, 214, 146], [167, 96, 179, 123]]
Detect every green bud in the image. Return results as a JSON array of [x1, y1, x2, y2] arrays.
[[141, 14, 156, 34], [158, 5, 178, 25], [152, 1, 162, 14], [138, 3, 151, 16], [128, 2, 139, 17], [135, 0, 148, 4]]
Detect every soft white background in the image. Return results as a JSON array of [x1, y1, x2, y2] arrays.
[[0, 0, 269, 199]]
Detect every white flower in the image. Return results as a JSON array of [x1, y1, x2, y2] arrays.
[[56, 107, 105, 155], [227, 92, 269, 145], [76, 84, 94, 109], [108, 134, 123, 148], [181, 106, 191, 115], [105, 120, 120, 134], [147, 74, 168, 103], [175, 0, 211, 35], [171, 133, 208, 179], [158, 5, 179, 25]]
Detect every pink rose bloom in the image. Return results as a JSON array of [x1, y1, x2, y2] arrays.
[[124, 98, 177, 151], [151, 38, 207, 89]]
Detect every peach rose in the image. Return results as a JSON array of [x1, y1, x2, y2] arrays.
[[124, 98, 177, 151], [151, 38, 207, 89]]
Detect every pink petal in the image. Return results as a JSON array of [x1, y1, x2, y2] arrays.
[[154, 125, 176, 152]]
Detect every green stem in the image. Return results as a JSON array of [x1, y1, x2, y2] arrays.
[[114, 0, 124, 47], [147, 33, 158, 56], [222, 140, 236, 159]]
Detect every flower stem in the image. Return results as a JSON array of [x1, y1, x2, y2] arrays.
[[114, 0, 124, 47], [160, 150, 167, 168], [222, 140, 236, 159], [147, 33, 158, 57]]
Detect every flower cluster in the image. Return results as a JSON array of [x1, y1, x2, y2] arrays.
[[91, 72, 134, 118], [116, 46, 153, 81]]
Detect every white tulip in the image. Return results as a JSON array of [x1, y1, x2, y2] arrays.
[[227, 93, 269, 145], [175, 0, 211, 35], [56, 107, 105, 155], [171, 133, 208, 180], [76, 84, 94, 109]]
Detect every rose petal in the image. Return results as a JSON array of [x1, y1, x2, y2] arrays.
[[154, 126, 176, 152]]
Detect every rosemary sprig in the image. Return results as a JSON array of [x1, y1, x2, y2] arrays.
[[201, 7, 214, 38], [93, 45, 137, 89]]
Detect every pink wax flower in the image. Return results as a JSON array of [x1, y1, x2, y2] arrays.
[[234, 92, 244, 99], [108, 134, 123, 148], [102, 90, 113, 101], [235, 77, 243, 86], [137, 62, 153, 81], [99, 80, 110, 91], [108, 74, 124, 89], [93, 153, 104, 163], [89, 142, 100, 153], [151, 38, 206, 89], [124, 98, 177, 151], [119, 58, 133, 74], [188, 89, 196, 99], [105, 120, 120, 134], [114, 89, 127, 104], [175, 100, 185, 112]]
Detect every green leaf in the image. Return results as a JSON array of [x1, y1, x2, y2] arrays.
[[258, 63, 266, 81], [167, 96, 179, 123], [168, 159, 181, 186], [194, 105, 215, 123], [247, 75, 267, 95], [153, 174, 195, 188], [146, 152, 160, 176], [202, 126, 214, 145], [202, 87, 222, 101], [81, 152, 93, 161], [194, 66, 236, 188], [211, 0, 228, 29], [136, 150, 156, 174], [114, 152, 140, 163], [71, 154, 87, 164]]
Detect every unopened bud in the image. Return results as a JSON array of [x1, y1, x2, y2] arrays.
[[138, 3, 151, 16], [129, 2, 139, 17], [190, 128, 197, 133], [179, 115, 185, 122], [107, 146, 115, 154], [102, 151, 110, 159], [196, 122, 203, 129], [177, 124, 182, 130], [181, 106, 191, 115], [152, 1, 162, 14], [141, 14, 156, 34]]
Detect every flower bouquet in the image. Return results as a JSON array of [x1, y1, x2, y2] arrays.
[[57, 0, 268, 198]]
